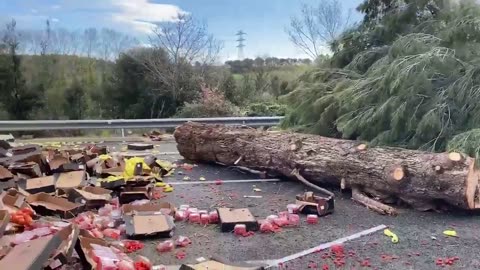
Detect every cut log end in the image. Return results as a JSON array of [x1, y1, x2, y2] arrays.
[[356, 144, 367, 151], [448, 152, 463, 162], [392, 167, 405, 181], [466, 160, 480, 209]]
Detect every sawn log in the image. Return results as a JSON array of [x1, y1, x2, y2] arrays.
[[174, 123, 480, 211]]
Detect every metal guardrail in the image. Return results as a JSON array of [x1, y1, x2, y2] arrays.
[[0, 117, 284, 131]]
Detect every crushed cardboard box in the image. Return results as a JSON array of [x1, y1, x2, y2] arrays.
[[122, 201, 175, 216], [1, 190, 34, 214], [0, 234, 63, 270], [9, 162, 42, 178], [68, 186, 112, 209], [45, 224, 79, 270], [26, 192, 83, 219], [180, 257, 265, 270], [17, 176, 56, 194], [119, 185, 153, 204], [124, 213, 175, 239], [295, 191, 334, 216], [217, 208, 258, 232], [55, 170, 87, 191], [0, 210, 10, 237]]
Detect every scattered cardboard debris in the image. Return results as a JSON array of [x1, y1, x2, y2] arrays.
[[295, 191, 334, 216], [55, 170, 87, 191], [26, 193, 83, 219], [18, 176, 56, 194], [0, 234, 62, 270], [217, 208, 258, 232], [119, 185, 153, 204], [122, 202, 175, 216], [124, 213, 175, 239]]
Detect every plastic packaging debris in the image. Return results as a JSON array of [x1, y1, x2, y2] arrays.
[[175, 210, 187, 221], [118, 260, 135, 270], [123, 240, 144, 253], [208, 211, 219, 224], [156, 240, 174, 253], [266, 215, 278, 223], [163, 185, 174, 192], [98, 204, 113, 216], [12, 227, 54, 245], [288, 214, 300, 226], [103, 228, 121, 240], [175, 236, 192, 247], [287, 204, 300, 214], [443, 230, 457, 237], [384, 229, 399, 243], [130, 199, 151, 206], [215, 179, 223, 185], [124, 157, 151, 178], [199, 177, 206, 181], [260, 221, 274, 233], [134, 255, 152, 270], [273, 216, 289, 227], [307, 214, 318, 224], [175, 251, 187, 260], [234, 224, 247, 236], [200, 214, 210, 225], [183, 176, 191, 181], [189, 213, 200, 223], [253, 188, 262, 192], [90, 228, 104, 238]]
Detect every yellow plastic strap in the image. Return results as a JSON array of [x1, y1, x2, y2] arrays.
[[384, 229, 399, 243]]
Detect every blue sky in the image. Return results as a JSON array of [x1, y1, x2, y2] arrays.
[[0, 0, 364, 59]]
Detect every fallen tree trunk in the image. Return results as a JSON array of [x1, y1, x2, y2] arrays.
[[174, 123, 480, 211]]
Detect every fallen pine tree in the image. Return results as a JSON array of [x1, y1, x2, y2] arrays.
[[174, 123, 480, 214]]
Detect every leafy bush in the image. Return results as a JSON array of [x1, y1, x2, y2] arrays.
[[176, 84, 239, 118], [245, 102, 288, 116]]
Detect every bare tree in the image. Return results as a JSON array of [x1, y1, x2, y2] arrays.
[[83, 28, 98, 58], [135, 14, 222, 99], [40, 20, 51, 55], [287, 0, 351, 59]]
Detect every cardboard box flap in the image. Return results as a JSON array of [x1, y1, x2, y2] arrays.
[[73, 188, 112, 202], [180, 257, 265, 270], [9, 162, 42, 178], [124, 214, 174, 238], [119, 185, 152, 204], [0, 166, 13, 180], [26, 192, 83, 218], [45, 224, 80, 270], [0, 234, 62, 270], [49, 156, 69, 170], [17, 176, 56, 194], [0, 210, 10, 237], [1, 191, 33, 213], [122, 202, 175, 216], [55, 170, 86, 190]]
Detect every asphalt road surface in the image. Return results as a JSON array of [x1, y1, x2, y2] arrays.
[[26, 139, 480, 269]]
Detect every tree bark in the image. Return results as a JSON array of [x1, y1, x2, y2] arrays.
[[174, 123, 480, 211]]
